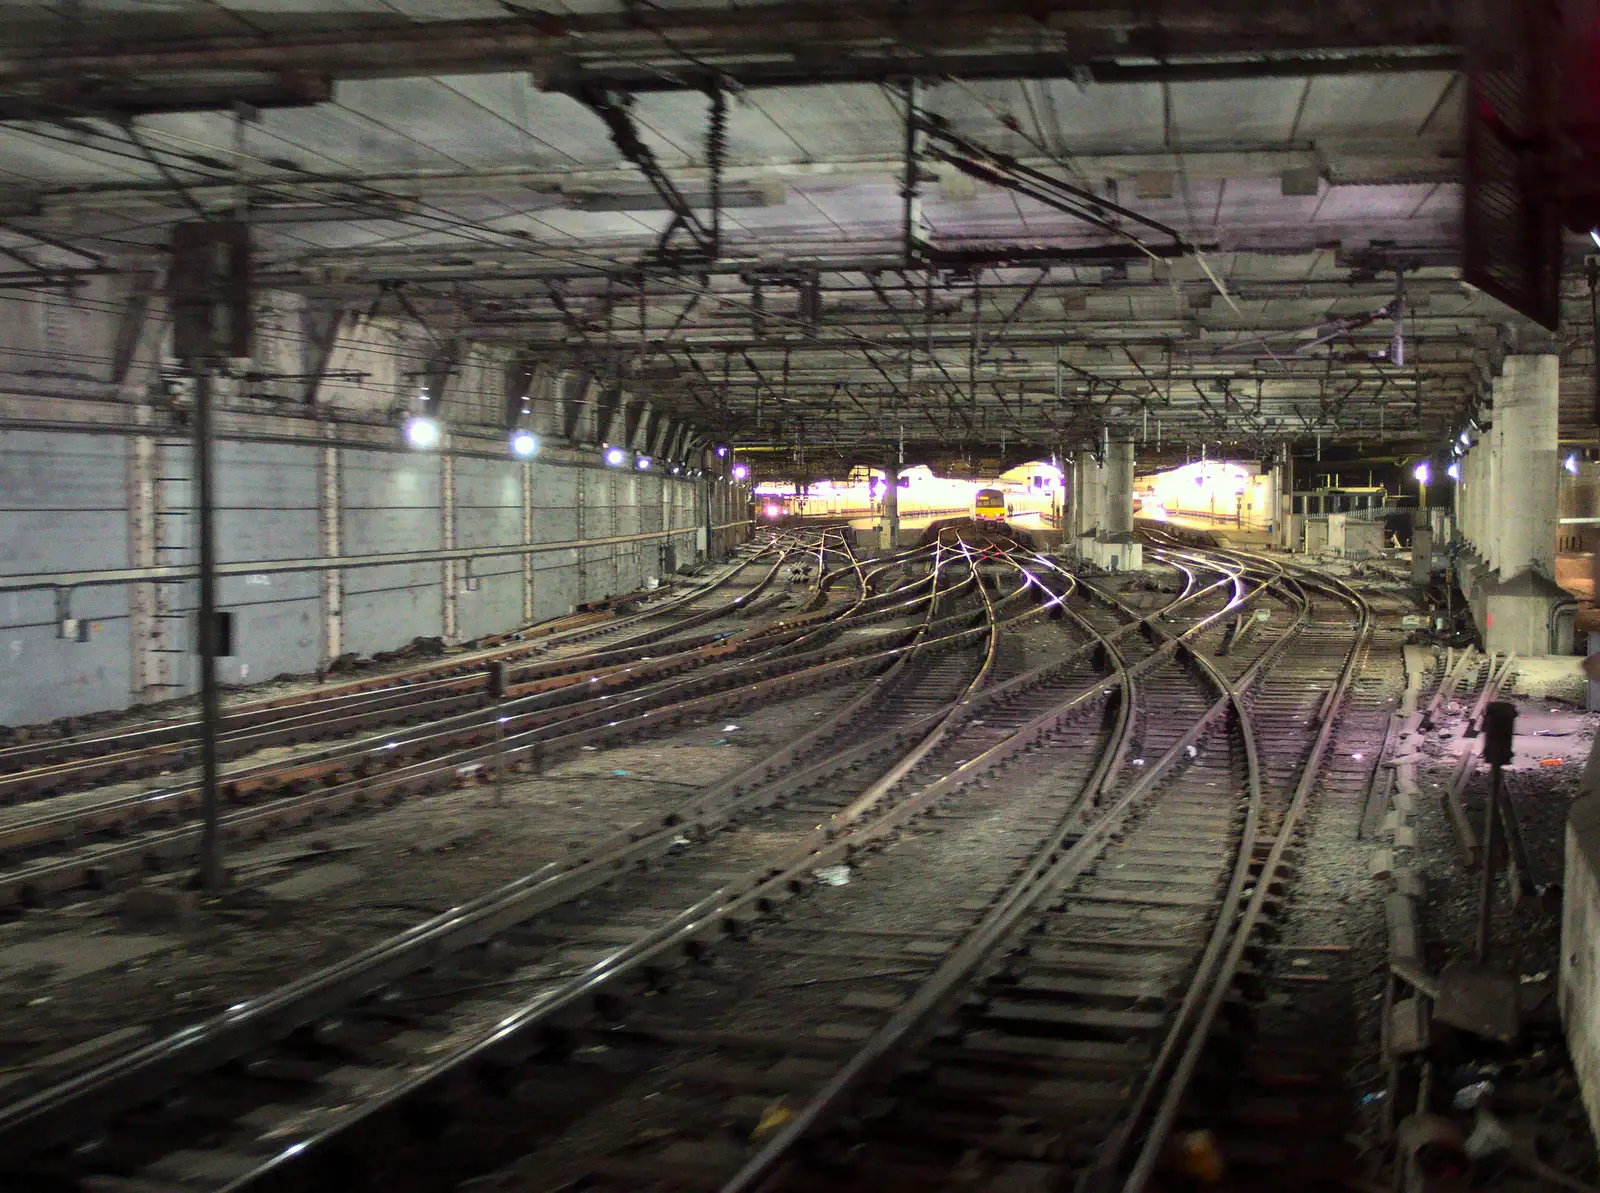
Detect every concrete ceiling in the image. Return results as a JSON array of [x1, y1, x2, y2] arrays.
[[0, 1, 1588, 466]]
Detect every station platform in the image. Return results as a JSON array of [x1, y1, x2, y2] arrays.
[[1136, 513, 1276, 550]]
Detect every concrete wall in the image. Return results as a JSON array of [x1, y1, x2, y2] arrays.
[[454, 455, 524, 643], [1562, 797, 1600, 1145], [0, 421, 729, 727], [0, 281, 747, 728], [155, 438, 323, 690], [340, 447, 445, 657], [0, 431, 132, 724]]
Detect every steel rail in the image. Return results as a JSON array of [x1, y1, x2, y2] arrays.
[[0, 552, 963, 904], [715, 544, 1303, 1192], [0, 538, 1104, 1171], [1110, 555, 1373, 1193], [0, 538, 876, 815], [0, 552, 800, 808], [1074, 552, 1308, 1191], [0, 546, 775, 783], [0, 540, 972, 1161], [0, 520, 756, 595], [0, 539, 1260, 1175]]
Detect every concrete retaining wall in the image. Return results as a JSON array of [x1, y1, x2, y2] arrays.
[[1561, 797, 1600, 1145], [0, 426, 725, 727], [0, 431, 132, 725], [0, 281, 747, 728], [340, 447, 444, 658]]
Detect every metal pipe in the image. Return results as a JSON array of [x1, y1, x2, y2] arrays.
[[0, 522, 745, 594], [1476, 763, 1501, 963], [193, 368, 225, 892]]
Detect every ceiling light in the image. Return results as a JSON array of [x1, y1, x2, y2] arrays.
[[1566, 453, 1581, 475], [636, 456, 653, 471], [1591, 228, 1600, 251], [1413, 461, 1430, 486], [510, 430, 538, 458], [1447, 461, 1461, 480], [731, 463, 749, 480], [404, 416, 440, 450], [605, 446, 627, 467], [715, 445, 729, 458]]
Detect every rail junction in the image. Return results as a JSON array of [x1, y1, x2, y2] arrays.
[[1, 4, 1599, 1190], [0, 522, 1442, 1193]]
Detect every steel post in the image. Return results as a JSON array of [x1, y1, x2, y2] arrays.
[[1475, 764, 1500, 964], [193, 368, 225, 892]]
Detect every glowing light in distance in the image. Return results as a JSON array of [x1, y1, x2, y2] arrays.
[[404, 416, 440, 449], [1446, 462, 1460, 480], [509, 430, 537, 458], [731, 463, 749, 480], [636, 456, 652, 470], [1566, 453, 1581, 475], [1459, 429, 1471, 446], [605, 446, 627, 467], [764, 503, 781, 518], [715, 445, 729, 458], [1413, 461, 1431, 486]]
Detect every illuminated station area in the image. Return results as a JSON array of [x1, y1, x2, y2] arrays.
[[11, 7, 1600, 1193]]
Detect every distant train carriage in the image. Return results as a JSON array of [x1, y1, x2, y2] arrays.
[[974, 487, 1007, 522]]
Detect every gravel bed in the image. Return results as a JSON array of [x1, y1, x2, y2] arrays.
[[0, 684, 857, 1071]]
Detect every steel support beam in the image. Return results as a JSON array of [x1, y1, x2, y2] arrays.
[[0, 5, 1458, 102]]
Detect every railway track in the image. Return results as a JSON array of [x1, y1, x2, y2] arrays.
[[0, 532, 953, 907], [0, 537, 1248, 1183], [0, 543, 789, 802], [0, 535, 1393, 1193]]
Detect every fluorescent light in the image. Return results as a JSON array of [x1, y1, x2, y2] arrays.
[[510, 430, 537, 458], [605, 446, 627, 467], [1566, 453, 1581, 475], [1591, 228, 1600, 251], [1447, 462, 1461, 480], [404, 416, 440, 449]]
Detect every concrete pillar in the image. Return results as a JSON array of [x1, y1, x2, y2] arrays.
[[1469, 355, 1564, 656], [1466, 440, 1487, 560], [1103, 439, 1135, 537], [318, 440, 343, 663], [575, 466, 588, 600], [441, 451, 458, 641], [880, 456, 899, 552], [1097, 439, 1141, 570], [1411, 526, 1432, 586], [1071, 451, 1101, 556], [127, 406, 161, 701], [1560, 797, 1600, 1144], [1486, 413, 1503, 573], [1266, 463, 1281, 543], [1275, 452, 1296, 551], [521, 459, 535, 623], [1494, 355, 1558, 582]]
